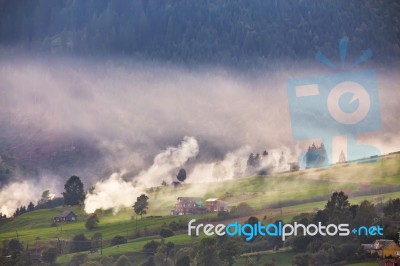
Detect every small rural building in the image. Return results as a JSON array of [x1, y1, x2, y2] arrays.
[[205, 198, 229, 212], [53, 210, 77, 223], [362, 239, 400, 258], [171, 197, 205, 215], [380, 258, 400, 266]]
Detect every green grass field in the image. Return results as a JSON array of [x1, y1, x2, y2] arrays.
[[56, 233, 206, 265], [147, 155, 400, 215], [344, 262, 378, 266], [0, 207, 215, 246], [0, 155, 399, 265], [235, 249, 297, 266]]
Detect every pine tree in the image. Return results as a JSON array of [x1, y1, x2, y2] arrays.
[[63, 176, 85, 206], [176, 168, 187, 182], [27, 202, 35, 212], [13, 207, 20, 217]]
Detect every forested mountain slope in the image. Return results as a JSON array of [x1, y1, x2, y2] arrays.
[[0, 0, 399, 65]]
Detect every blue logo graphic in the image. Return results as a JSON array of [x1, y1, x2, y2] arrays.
[[352, 225, 383, 236], [287, 38, 382, 166], [188, 219, 383, 241]]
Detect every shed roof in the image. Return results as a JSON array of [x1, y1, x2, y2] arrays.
[[206, 198, 219, 202], [59, 211, 76, 218]]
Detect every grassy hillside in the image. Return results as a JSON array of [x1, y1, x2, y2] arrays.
[[0, 155, 399, 265], [148, 154, 400, 215], [0, 207, 214, 245]]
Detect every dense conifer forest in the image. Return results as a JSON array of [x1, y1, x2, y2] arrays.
[[0, 0, 399, 65]]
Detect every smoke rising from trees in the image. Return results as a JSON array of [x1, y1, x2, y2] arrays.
[[0, 56, 399, 215]]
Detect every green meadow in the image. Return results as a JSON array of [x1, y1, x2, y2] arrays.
[[0, 154, 399, 265]]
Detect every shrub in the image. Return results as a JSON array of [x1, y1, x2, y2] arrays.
[[91, 232, 102, 249], [70, 234, 91, 252], [42, 247, 58, 265], [0, 239, 25, 265], [335, 243, 359, 261], [142, 240, 161, 254], [85, 214, 99, 230], [110, 235, 127, 246], [217, 211, 230, 218], [160, 228, 174, 238], [70, 253, 88, 266], [292, 253, 312, 266], [100, 256, 114, 265], [168, 221, 179, 231], [176, 255, 190, 266], [230, 202, 253, 216], [113, 255, 132, 266]]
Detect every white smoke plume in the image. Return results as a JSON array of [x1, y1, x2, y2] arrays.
[[84, 136, 199, 213], [135, 136, 199, 186], [259, 146, 295, 173], [189, 146, 250, 183], [0, 56, 399, 215], [0, 181, 38, 216], [0, 175, 60, 217], [84, 173, 140, 214]]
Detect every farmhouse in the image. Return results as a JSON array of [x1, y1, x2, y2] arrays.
[[170, 197, 206, 215], [380, 258, 400, 266], [205, 198, 229, 212], [53, 210, 77, 223], [362, 239, 400, 258]]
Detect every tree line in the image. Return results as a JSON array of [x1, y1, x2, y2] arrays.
[[0, 0, 399, 66], [290, 192, 400, 265], [2, 191, 400, 265]]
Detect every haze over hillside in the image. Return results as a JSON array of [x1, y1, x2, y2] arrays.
[[0, 0, 399, 216]]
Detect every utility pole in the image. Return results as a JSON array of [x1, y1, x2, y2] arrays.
[[398, 232, 400, 245], [100, 235, 103, 256], [57, 236, 62, 254], [26, 241, 30, 264], [15, 230, 19, 240], [35, 237, 38, 254]]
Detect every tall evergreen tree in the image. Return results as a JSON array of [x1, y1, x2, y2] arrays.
[[27, 202, 35, 212], [176, 168, 187, 182], [13, 207, 20, 217], [63, 176, 85, 206], [133, 194, 149, 219], [325, 191, 351, 224]]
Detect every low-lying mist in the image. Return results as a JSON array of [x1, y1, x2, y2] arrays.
[[0, 56, 399, 216]]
